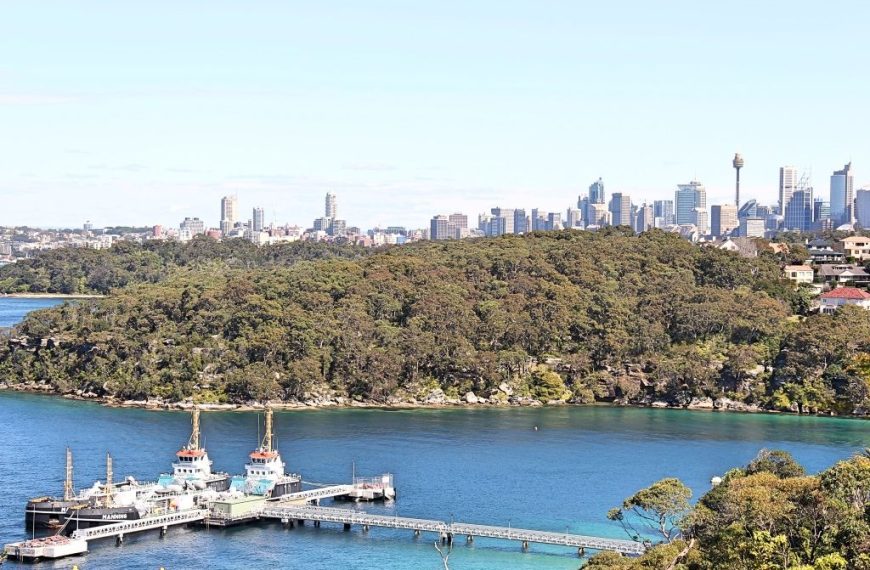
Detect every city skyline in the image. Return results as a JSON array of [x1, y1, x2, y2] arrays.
[[2, 2, 869, 229]]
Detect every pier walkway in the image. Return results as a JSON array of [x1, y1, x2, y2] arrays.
[[260, 505, 647, 556], [275, 485, 354, 503], [71, 509, 206, 542]]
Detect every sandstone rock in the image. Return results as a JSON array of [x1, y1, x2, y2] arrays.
[[687, 397, 714, 410], [651, 401, 669, 408], [464, 391, 479, 404], [498, 383, 513, 396]]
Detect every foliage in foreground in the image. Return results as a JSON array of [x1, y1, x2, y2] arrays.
[[1, 230, 869, 414], [587, 450, 870, 569]]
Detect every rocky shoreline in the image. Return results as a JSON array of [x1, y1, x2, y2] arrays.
[[0, 381, 858, 417]]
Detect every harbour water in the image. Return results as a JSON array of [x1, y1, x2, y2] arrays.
[[0, 297, 66, 328], [1, 300, 868, 569]]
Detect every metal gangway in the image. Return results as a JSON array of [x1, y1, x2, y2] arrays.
[[71, 508, 207, 543], [274, 485, 354, 503], [260, 505, 647, 556]]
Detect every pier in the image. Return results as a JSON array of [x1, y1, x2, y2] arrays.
[[260, 504, 647, 556]]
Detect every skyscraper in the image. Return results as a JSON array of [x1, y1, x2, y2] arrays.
[[675, 181, 706, 227], [608, 193, 632, 227], [778, 166, 798, 215], [220, 195, 237, 236], [325, 192, 337, 219], [711, 204, 738, 237], [513, 209, 528, 234], [783, 189, 814, 232], [830, 162, 854, 226], [448, 213, 468, 230], [633, 203, 654, 234], [252, 207, 265, 232], [856, 189, 870, 229], [490, 207, 515, 235], [565, 208, 582, 228], [430, 215, 450, 240], [589, 178, 605, 204], [653, 200, 675, 226]]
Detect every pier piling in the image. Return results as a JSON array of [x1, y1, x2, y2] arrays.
[[343, 523, 351, 531]]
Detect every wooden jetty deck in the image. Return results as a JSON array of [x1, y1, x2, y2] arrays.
[[260, 504, 647, 556]]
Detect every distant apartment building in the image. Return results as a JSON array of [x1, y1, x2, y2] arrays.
[[430, 215, 450, 240], [252, 207, 265, 232], [710, 204, 738, 237], [220, 195, 238, 235], [783, 189, 814, 232], [633, 203, 653, 234], [589, 178, 605, 204], [513, 209, 528, 234], [179, 216, 206, 236], [490, 207, 515, 236], [565, 208, 583, 228], [585, 203, 610, 228], [325, 192, 337, 219]]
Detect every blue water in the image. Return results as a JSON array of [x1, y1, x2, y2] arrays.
[[0, 297, 66, 327], [0, 300, 868, 569]]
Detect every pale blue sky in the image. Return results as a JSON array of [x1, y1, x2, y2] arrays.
[[1, 1, 868, 230]]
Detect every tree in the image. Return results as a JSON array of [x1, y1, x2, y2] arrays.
[[608, 478, 692, 543], [746, 449, 806, 479]]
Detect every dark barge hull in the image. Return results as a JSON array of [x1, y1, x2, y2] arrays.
[[61, 506, 140, 534], [25, 499, 90, 530]]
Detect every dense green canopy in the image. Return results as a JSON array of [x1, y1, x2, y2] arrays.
[[1, 230, 869, 413]]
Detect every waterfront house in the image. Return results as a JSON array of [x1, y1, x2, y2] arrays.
[[840, 236, 870, 262], [807, 245, 845, 264], [818, 287, 870, 314], [816, 264, 870, 287], [783, 265, 814, 285]]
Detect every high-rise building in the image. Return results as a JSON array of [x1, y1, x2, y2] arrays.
[[490, 207, 515, 235], [653, 200, 675, 226], [675, 181, 706, 228], [430, 215, 450, 240], [784, 189, 814, 232], [448, 213, 468, 230], [513, 209, 528, 234], [813, 199, 830, 228], [778, 166, 798, 215], [325, 192, 337, 219], [565, 208, 583, 228], [739, 217, 766, 238], [252, 207, 265, 232], [856, 189, 870, 229], [531, 208, 547, 231], [608, 193, 632, 227], [180, 216, 206, 235], [589, 178, 605, 204], [220, 195, 238, 235], [711, 204, 738, 237], [737, 199, 758, 220], [547, 212, 562, 230], [830, 162, 854, 226], [633, 203, 654, 234], [585, 203, 610, 227]]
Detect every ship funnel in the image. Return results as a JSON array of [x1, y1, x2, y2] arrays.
[[64, 447, 75, 501]]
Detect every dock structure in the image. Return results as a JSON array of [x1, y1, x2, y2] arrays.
[[71, 508, 207, 543], [260, 505, 647, 556]]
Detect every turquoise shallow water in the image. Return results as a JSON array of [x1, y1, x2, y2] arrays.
[[0, 299, 868, 569]]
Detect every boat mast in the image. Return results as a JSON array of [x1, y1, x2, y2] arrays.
[[105, 452, 114, 507], [63, 447, 74, 501], [189, 408, 201, 450], [261, 406, 273, 452]]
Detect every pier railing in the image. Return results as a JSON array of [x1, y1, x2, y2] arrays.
[[70, 508, 206, 541], [260, 505, 647, 556]]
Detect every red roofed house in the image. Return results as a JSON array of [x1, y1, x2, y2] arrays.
[[818, 287, 870, 314]]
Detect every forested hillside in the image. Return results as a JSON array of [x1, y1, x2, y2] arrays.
[[0, 237, 367, 294], [1, 229, 869, 414]]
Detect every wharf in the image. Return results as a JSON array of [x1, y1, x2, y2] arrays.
[[260, 504, 648, 556]]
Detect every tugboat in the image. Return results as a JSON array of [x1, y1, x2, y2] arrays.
[[25, 448, 88, 530], [62, 453, 145, 532], [157, 408, 231, 493], [229, 406, 301, 499]]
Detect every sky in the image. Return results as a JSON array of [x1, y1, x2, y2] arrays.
[[1, 0, 868, 230]]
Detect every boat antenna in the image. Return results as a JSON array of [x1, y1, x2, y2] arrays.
[[64, 447, 74, 501], [261, 405, 273, 452], [105, 452, 114, 507]]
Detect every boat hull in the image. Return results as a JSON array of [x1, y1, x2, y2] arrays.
[[25, 499, 90, 530], [61, 506, 140, 533]]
